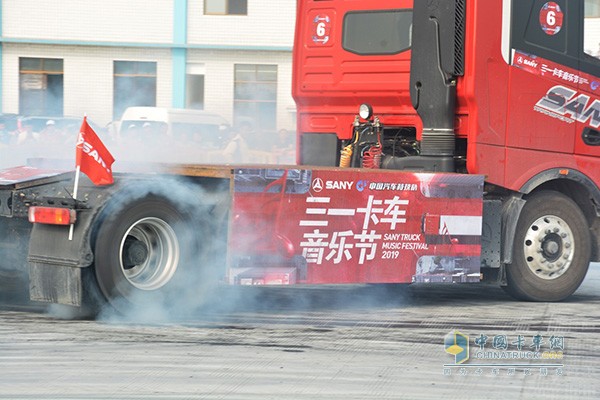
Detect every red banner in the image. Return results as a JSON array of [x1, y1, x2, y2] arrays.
[[75, 117, 114, 185], [229, 168, 484, 286]]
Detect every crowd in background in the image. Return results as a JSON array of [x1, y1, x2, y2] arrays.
[[221, 123, 296, 164], [0, 117, 79, 147], [0, 114, 297, 167]]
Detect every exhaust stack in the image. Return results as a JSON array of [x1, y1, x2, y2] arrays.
[[409, 0, 465, 171]]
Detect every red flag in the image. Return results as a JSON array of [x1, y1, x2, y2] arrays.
[[75, 117, 115, 185]]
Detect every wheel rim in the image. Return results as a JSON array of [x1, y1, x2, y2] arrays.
[[523, 215, 574, 280], [119, 217, 180, 290]]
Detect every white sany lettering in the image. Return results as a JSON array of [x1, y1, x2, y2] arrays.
[[325, 180, 354, 190], [535, 85, 600, 128], [78, 135, 109, 172]]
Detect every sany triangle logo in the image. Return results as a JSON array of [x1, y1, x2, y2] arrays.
[[75, 116, 115, 185]]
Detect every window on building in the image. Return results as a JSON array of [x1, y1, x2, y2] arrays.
[[584, 0, 600, 59], [205, 0, 247, 15], [19, 58, 64, 116], [113, 61, 157, 120], [186, 64, 205, 110], [234, 64, 277, 132]]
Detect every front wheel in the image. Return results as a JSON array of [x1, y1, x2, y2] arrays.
[[505, 190, 591, 301]]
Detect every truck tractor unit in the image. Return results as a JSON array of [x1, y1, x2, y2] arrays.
[[0, 0, 599, 315]]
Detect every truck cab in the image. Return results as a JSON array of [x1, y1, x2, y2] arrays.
[[293, 0, 600, 301], [294, 0, 600, 182], [292, 0, 419, 167]]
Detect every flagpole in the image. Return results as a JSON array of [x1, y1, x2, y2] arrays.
[[68, 166, 81, 241], [69, 113, 86, 241], [72, 164, 81, 200]]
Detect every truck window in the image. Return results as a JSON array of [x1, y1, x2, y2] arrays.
[[342, 10, 412, 56], [512, 0, 578, 71], [581, 0, 600, 78], [584, 0, 600, 59], [523, 0, 567, 53]]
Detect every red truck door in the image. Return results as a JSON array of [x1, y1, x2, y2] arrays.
[[577, 4, 600, 159], [505, 0, 580, 190]]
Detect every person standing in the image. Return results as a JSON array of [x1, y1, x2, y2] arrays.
[[16, 120, 36, 145], [223, 127, 250, 163]]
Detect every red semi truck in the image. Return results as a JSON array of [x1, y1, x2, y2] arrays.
[[0, 0, 599, 314], [293, 0, 600, 301]]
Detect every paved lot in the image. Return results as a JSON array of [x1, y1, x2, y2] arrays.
[[0, 265, 599, 399]]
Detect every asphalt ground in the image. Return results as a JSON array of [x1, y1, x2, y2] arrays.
[[0, 264, 599, 399]]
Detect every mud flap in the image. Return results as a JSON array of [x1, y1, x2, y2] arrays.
[[27, 210, 96, 306], [481, 199, 502, 268], [29, 263, 82, 306]]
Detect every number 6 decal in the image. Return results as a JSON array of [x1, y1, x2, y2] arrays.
[[312, 15, 331, 44], [316, 22, 326, 37], [539, 2, 564, 36]]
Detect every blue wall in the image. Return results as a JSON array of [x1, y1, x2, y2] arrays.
[[172, 0, 188, 109]]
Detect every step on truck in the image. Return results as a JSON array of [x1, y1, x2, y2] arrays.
[[0, 0, 599, 315]]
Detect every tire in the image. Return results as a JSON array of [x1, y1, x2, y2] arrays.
[[504, 190, 591, 301], [92, 194, 205, 314]]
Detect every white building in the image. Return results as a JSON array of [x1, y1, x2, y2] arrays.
[[0, 0, 297, 131]]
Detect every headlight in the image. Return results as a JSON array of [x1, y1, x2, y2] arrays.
[[359, 103, 373, 120]]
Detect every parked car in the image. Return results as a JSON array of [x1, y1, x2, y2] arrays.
[[118, 107, 230, 148]]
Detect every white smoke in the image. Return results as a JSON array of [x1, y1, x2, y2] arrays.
[[1, 66, 298, 320]]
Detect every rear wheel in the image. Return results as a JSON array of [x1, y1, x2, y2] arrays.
[[93, 194, 201, 314], [505, 190, 591, 301]]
